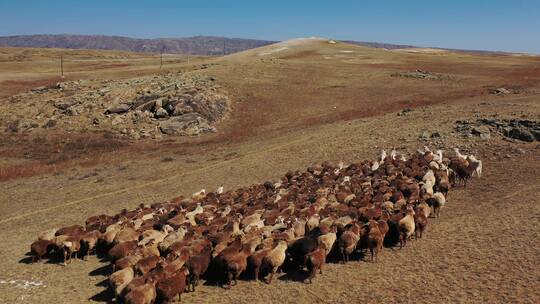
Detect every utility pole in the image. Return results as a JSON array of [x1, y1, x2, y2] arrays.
[[223, 40, 226, 56], [159, 45, 165, 70], [60, 55, 64, 78]]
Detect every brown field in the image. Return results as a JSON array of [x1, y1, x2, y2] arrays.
[[0, 38, 539, 303]]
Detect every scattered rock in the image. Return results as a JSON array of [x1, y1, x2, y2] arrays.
[[430, 132, 442, 138], [391, 70, 453, 81], [54, 100, 74, 110], [154, 107, 169, 118], [491, 87, 511, 94], [43, 119, 57, 128], [456, 118, 540, 142], [397, 108, 413, 116], [106, 103, 131, 114]]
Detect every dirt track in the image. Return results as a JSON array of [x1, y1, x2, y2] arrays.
[[1, 40, 539, 303]]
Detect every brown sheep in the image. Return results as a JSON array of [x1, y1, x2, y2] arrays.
[[222, 244, 253, 289], [109, 240, 138, 262], [337, 222, 361, 263], [124, 281, 156, 304], [30, 239, 54, 263], [414, 210, 428, 239], [186, 244, 212, 292], [135, 255, 161, 275], [366, 220, 384, 262], [81, 230, 101, 260], [304, 244, 327, 284], [247, 247, 271, 281], [156, 267, 189, 304], [114, 254, 143, 272]]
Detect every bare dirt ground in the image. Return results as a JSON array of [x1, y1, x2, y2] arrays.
[[0, 39, 539, 303]]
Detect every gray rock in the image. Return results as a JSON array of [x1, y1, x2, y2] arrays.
[[43, 119, 57, 128], [54, 100, 74, 110], [106, 103, 131, 114], [506, 127, 535, 142], [154, 107, 169, 118], [531, 130, 540, 141], [493, 87, 510, 94], [160, 113, 207, 135], [65, 106, 81, 116], [479, 133, 491, 140], [471, 125, 490, 135], [172, 104, 194, 116]]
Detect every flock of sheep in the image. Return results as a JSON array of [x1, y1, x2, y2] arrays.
[[29, 147, 482, 304]]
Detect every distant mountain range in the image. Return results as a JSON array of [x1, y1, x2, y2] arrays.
[[0, 34, 276, 55], [0, 34, 509, 55]]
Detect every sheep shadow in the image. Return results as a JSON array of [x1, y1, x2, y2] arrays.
[[95, 278, 109, 287], [19, 256, 34, 264], [89, 288, 114, 303], [89, 264, 112, 276], [277, 268, 310, 283]]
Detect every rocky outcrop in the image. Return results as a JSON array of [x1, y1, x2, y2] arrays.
[[2, 72, 230, 139], [455, 118, 540, 142]]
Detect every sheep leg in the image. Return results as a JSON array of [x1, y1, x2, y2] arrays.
[[63, 250, 68, 266], [224, 271, 232, 289], [306, 267, 316, 284], [266, 268, 277, 284], [370, 247, 374, 262], [254, 266, 260, 281], [191, 274, 197, 292], [234, 273, 239, 286]]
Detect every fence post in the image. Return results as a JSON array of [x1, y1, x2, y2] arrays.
[[60, 55, 64, 78]]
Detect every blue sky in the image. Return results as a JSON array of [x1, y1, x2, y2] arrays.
[[0, 0, 539, 53]]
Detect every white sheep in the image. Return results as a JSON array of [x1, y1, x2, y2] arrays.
[[422, 169, 436, 185], [454, 148, 467, 160], [371, 161, 380, 171], [467, 155, 483, 178], [380, 149, 387, 162], [192, 189, 206, 200], [390, 148, 397, 160]]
